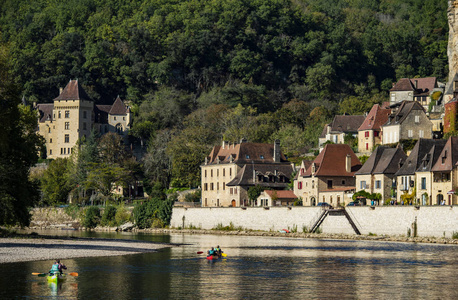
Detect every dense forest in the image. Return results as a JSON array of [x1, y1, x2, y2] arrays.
[[0, 0, 449, 190]]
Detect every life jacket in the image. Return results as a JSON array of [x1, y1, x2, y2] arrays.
[[208, 249, 215, 256], [49, 263, 60, 274]]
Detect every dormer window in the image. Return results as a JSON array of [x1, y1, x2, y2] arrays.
[[246, 155, 250, 159], [260, 155, 264, 159]]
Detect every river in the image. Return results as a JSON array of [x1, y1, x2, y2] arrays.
[[1, 230, 457, 299]]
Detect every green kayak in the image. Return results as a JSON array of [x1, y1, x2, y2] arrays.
[[47, 273, 66, 283]]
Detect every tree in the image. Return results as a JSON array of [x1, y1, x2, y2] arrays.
[[40, 158, 72, 205], [247, 185, 264, 206], [0, 44, 42, 227]]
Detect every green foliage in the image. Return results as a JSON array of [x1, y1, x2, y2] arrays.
[[0, 44, 42, 227], [114, 204, 131, 225], [101, 206, 117, 227], [452, 232, 458, 240], [132, 197, 172, 229], [247, 185, 265, 204], [184, 190, 201, 202], [82, 206, 101, 229], [359, 155, 369, 165], [40, 158, 72, 205], [213, 222, 243, 231], [64, 204, 80, 219]]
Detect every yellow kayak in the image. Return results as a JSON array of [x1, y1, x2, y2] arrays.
[[47, 273, 66, 283]]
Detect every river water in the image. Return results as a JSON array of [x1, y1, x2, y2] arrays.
[[1, 230, 457, 299]]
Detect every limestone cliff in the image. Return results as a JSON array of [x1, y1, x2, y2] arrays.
[[446, 1, 458, 100]]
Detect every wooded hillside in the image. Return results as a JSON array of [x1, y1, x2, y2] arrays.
[[0, 0, 449, 188]]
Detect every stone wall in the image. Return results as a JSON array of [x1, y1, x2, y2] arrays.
[[171, 206, 458, 238]]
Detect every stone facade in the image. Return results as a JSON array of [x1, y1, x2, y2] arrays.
[[36, 80, 131, 159]]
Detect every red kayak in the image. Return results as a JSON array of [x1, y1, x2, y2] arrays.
[[206, 255, 220, 261]]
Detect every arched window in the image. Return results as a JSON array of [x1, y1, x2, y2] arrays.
[[116, 123, 123, 134]]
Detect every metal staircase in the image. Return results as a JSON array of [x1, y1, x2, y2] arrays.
[[309, 208, 361, 235]]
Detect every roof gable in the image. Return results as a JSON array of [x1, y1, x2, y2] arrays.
[[390, 78, 415, 92], [384, 101, 426, 126], [431, 137, 458, 172], [305, 144, 361, 177], [54, 79, 92, 101], [358, 104, 391, 131], [109, 96, 128, 115], [329, 115, 365, 133]]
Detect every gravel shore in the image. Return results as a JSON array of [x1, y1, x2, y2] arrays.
[[0, 236, 174, 264]]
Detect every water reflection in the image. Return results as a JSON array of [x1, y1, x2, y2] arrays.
[[2, 231, 457, 299]]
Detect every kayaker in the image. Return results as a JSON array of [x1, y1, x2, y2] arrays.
[[207, 247, 216, 257], [49, 259, 67, 275], [215, 245, 222, 257]]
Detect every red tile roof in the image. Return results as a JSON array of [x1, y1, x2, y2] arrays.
[[358, 104, 391, 131], [54, 79, 91, 101], [109, 96, 128, 115], [264, 190, 297, 200], [390, 78, 415, 91], [303, 144, 361, 177], [206, 141, 287, 164]]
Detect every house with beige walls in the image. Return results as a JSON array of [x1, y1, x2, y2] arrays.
[[294, 144, 361, 207], [415, 139, 447, 205], [36, 80, 131, 159], [355, 146, 407, 205], [389, 77, 442, 111], [201, 140, 294, 207], [256, 190, 297, 207], [394, 139, 445, 204], [357, 103, 391, 153], [430, 137, 458, 205]]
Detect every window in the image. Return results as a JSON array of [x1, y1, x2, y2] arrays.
[[65, 122, 70, 130], [64, 134, 69, 143], [415, 115, 420, 123], [65, 111, 69, 118], [116, 123, 123, 134], [61, 148, 63, 154], [83, 111, 87, 119], [408, 130, 413, 138], [230, 188, 233, 195], [246, 155, 250, 159], [50, 138, 52, 143], [210, 183, 214, 190], [365, 131, 369, 137], [421, 177, 426, 190], [211, 170, 213, 177], [223, 183, 225, 190], [58, 111, 61, 118], [366, 143, 369, 150], [230, 168, 232, 177], [419, 130, 424, 138], [114, 116, 117, 120], [83, 123, 87, 130], [298, 182, 303, 189], [48, 128, 51, 133], [50, 149, 52, 155], [205, 170, 207, 178], [234, 188, 237, 194], [217, 169, 219, 177], [342, 180, 346, 185], [374, 131, 379, 137], [260, 155, 264, 159], [312, 180, 315, 189], [223, 169, 225, 176], [327, 180, 333, 189], [360, 181, 366, 189], [217, 183, 219, 190], [123, 117, 125, 120], [375, 180, 381, 189], [204, 183, 208, 191]]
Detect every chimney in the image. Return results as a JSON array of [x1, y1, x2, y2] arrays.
[[414, 80, 418, 89], [59, 87, 63, 95], [222, 141, 226, 149], [346, 154, 351, 173], [274, 140, 281, 163]]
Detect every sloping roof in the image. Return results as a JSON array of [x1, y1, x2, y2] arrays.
[[226, 163, 294, 187], [329, 115, 365, 133], [95, 105, 111, 124], [264, 190, 297, 200], [303, 144, 361, 177], [416, 140, 447, 172], [390, 78, 415, 92], [358, 104, 391, 131], [383, 101, 425, 126], [205, 142, 288, 165], [431, 137, 458, 172], [36, 103, 53, 123], [395, 139, 443, 176], [411, 77, 437, 96], [373, 147, 407, 175], [319, 123, 329, 138], [109, 96, 128, 115], [54, 79, 92, 101], [355, 146, 385, 175]]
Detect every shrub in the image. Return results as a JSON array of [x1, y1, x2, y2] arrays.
[[101, 206, 117, 227], [82, 206, 101, 229], [452, 232, 458, 239], [115, 204, 131, 226], [64, 204, 80, 219]]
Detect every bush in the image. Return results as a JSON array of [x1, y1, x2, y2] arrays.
[[132, 197, 174, 229], [82, 206, 101, 229], [64, 204, 80, 219], [101, 206, 117, 226], [115, 204, 131, 225]]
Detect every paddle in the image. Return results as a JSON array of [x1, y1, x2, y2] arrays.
[[197, 251, 204, 254], [32, 272, 78, 277]]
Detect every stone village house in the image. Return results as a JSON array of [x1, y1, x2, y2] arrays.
[[36, 79, 131, 159], [201, 140, 294, 207], [357, 103, 391, 154], [430, 136, 458, 205], [354, 146, 407, 205], [318, 114, 365, 150], [294, 144, 362, 207]]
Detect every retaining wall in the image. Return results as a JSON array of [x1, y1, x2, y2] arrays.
[[171, 206, 458, 238]]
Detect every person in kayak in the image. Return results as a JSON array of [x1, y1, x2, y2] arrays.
[[49, 259, 67, 275], [215, 245, 222, 257], [207, 247, 216, 257]]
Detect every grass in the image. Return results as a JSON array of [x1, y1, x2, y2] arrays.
[[213, 222, 244, 231]]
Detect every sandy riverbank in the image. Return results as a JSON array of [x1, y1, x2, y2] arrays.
[[0, 235, 175, 264]]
